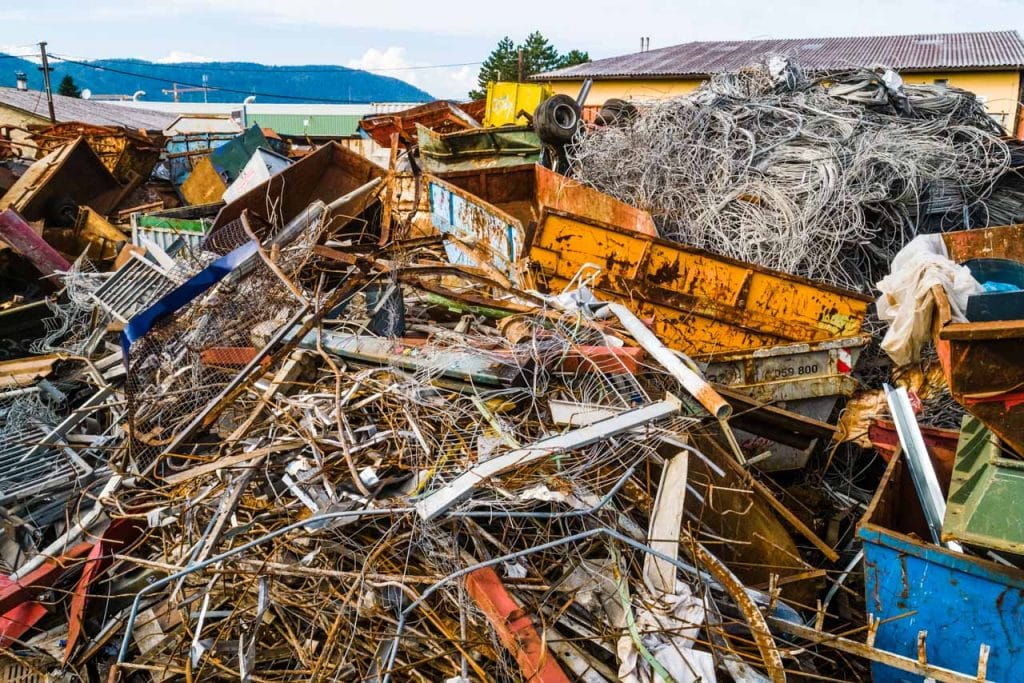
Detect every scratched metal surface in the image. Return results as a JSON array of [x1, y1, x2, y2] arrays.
[[860, 455, 1024, 682]]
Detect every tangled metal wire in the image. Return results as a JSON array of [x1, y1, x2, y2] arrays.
[[568, 58, 1010, 291]]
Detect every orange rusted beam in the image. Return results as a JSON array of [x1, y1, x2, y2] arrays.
[[465, 567, 570, 683], [561, 345, 644, 375]]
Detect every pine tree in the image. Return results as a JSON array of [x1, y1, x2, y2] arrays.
[[519, 31, 561, 77], [57, 75, 81, 98], [558, 49, 591, 68], [468, 33, 591, 99], [469, 36, 517, 100]]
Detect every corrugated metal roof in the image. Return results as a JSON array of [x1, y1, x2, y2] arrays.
[[165, 115, 244, 135], [538, 30, 1024, 80], [0, 88, 176, 130], [242, 113, 362, 137]]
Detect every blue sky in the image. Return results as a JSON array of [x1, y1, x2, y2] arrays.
[[2, 0, 1023, 99]]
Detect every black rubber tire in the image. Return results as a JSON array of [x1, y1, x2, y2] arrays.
[[45, 195, 80, 228], [595, 98, 638, 127], [533, 94, 581, 144]]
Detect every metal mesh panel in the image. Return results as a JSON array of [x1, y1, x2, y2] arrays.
[[123, 216, 318, 475]]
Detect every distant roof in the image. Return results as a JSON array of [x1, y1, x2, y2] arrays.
[[165, 115, 244, 136], [0, 88, 176, 130], [538, 30, 1024, 80], [244, 112, 363, 138]]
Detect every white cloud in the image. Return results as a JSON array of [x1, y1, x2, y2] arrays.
[[0, 44, 40, 63], [115, 0, 1024, 59], [348, 47, 418, 85], [155, 50, 214, 63], [347, 46, 478, 100]]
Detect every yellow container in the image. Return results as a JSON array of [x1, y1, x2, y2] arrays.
[[180, 156, 228, 206], [483, 82, 552, 127], [526, 210, 871, 357]]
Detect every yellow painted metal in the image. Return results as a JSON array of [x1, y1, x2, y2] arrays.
[[42, 208, 128, 262], [484, 82, 552, 127], [180, 156, 227, 206], [548, 78, 704, 103], [525, 209, 871, 357], [78, 208, 128, 260]]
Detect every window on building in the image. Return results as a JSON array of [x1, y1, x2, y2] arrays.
[[933, 78, 949, 87]]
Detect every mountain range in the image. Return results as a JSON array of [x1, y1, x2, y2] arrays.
[[0, 55, 434, 103]]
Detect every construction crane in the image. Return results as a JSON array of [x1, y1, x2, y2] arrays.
[[162, 75, 210, 103]]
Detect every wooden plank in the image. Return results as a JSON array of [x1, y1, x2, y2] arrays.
[[768, 617, 984, 683], [938, 319, 1024, 341], [644, 451, 688, 594]]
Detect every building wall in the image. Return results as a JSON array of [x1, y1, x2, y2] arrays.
[[242, 112, 362, 138], [550, 78, 704, 104], [550, 69, 1021, 129], [898, 70, 1020, 127], [0, 105, 50, 158]]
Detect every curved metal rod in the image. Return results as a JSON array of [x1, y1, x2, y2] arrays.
[[379, 526, 785, 683], [448, 465, 636, 519], [115, 507, 414, 665], [115, 465, 635, 665]]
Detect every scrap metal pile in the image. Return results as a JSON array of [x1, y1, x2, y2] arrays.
[[0, 58, 1022, 683]]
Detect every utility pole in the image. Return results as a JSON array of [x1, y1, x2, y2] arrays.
[[517, 48, 524, 82], [38, 41, 55, 123]]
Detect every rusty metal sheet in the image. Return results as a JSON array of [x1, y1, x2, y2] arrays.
[[527, 208, 870, 356], [943, 223, 1024, 264], [42, 207, 128, 262], [180, 155, 227, 206], [213, 141, 384, 230], [417, 124, 541, 174], [936, 325, 1024, 457], [428, 176, 522, 281], [0, 137, 124, 221], [427, 164, 661, 285], [684, 431, 818, 605], [932, 223, 1024, 458], [465, 566, 571, 683], [441, 163, 658, 237], [359, 100, 479, 146], [30, 122, 164, 189]]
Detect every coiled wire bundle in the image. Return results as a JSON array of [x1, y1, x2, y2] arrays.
[[568, 58, 1011, 290]]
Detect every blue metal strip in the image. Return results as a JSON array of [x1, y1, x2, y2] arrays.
[[859, 525, 1024, 587], [859, 522, 1024, 681], [121, 241, 259, 360]]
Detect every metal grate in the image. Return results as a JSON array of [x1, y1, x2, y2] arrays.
[[90, 255, 180, 323], [0, 422, 89, 505], [0, 661, 47, 683], [0, 386, 115, 505]]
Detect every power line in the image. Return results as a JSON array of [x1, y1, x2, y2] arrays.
[[50, 55, 429, 104], [49, 54, 482, 74]]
